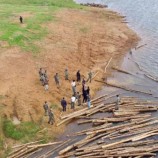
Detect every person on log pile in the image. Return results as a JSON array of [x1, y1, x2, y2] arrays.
[[71, 95, 76, 110], [115, 95, 120, 110], [87, 94, 91, 108], [43, 101, 49, 116], [65, 69, 69, 80], [54, 73, 60, 88], [76, 70, 81, 82], [61, 97, 67, 112], [76, 92, 81, 106], [19, 16, 23, 24], [71, 80, 76, 95], [87, 70, 93, 83], [48, 108, 55, 125]]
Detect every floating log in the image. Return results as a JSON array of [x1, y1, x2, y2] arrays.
[[105, 81, 152, 95], [112, 66, 133, 75], [135, 44, 147, 50]]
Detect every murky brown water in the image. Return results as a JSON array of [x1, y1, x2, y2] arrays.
[[30, 0, 158, 157]]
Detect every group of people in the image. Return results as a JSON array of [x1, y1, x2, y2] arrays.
[[39, 68, 49, 91], [40, 68, 93, 124], [41, 67, 121, 125]]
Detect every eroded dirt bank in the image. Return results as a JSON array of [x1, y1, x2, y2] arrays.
[[0, 7, 138, 136]]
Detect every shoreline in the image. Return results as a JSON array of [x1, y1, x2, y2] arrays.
[[0, 5, 139, 155]]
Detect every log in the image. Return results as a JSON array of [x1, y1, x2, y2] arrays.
[[105, 81, 152, 95], [135, 44, 147, 50], [112, 66, 133, 75], [27, 141, 61, 148], [105, 56, 113, 73], [12, 140, 44, 149]]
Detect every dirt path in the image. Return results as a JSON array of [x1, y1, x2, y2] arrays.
[[0, 7, 138, 137]]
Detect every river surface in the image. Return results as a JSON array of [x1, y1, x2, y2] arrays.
[[31, 0, 158, 157], [77, 0, 158, 78]]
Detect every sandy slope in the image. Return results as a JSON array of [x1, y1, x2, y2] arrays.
[[0, 8, 138, 126]]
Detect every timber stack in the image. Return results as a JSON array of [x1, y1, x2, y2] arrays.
[[8, 97, 158, 157], [56, 97, 158, 157]]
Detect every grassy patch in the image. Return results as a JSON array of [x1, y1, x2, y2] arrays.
[[80, 26, 90, 34], [0, 0, 80, 53], [50, 103, 59, 110], [0, 0, 80, 8], [3, 120, 40, 140]]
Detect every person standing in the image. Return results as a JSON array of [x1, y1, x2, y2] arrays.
[[71, 95, 76, 110], [87, 86, 90, 95], [54, 73, 60, 87], [65, 69, 69, 80], [44, 70, 48, 80], [43, 101, 49, 116], [115, 95, 120, 110], [82, 89, 87, 103], [61, 97, 67, 112], [71, 80, 76, 95], [39, 68, 44, 77], [76, 70, 81, 82], [87, 95, 91, 109], [48, 108, 55, 125], [19, 16, 23, 24], [87, 71, 93, 83], [76, 92, 81, 106], [82, 78, 86, 86], [44, 83, 49, 91]]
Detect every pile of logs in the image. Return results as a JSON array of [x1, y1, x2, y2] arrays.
[[9, 97, 158, 157], [8, 140, 62, 158], [56, 97, 158, 157]]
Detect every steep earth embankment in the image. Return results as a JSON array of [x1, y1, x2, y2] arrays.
[[0, 7, 138, 131]]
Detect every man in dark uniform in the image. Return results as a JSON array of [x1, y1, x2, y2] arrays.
[[19, 16, 23, 23], [61, 97, 67, 112], [76, 70, 81, 82], [48, 108, 55, 125], [43, 101, 49, 116]]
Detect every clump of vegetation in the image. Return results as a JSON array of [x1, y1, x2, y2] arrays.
[[80, 26, 90, 33], [0, 0, 81, 53], [3, 120, 40, 140], [50, 103, 59, 110]]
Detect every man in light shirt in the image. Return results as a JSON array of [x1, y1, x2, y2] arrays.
[[71, 80, 76, 95], [71, 95, 76, 110]]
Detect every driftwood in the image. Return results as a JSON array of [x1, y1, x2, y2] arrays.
[[135, 44, 147, 50], [105, 81, 152, 95], [112, 66, 133, 75], [105, 56, 113, 73]]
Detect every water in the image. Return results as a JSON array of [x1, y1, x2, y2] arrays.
[[76, 0, 158, 78]]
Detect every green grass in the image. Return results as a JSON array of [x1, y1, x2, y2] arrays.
[[3, 120, 40, 140], [0, 0, 80, 54]]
